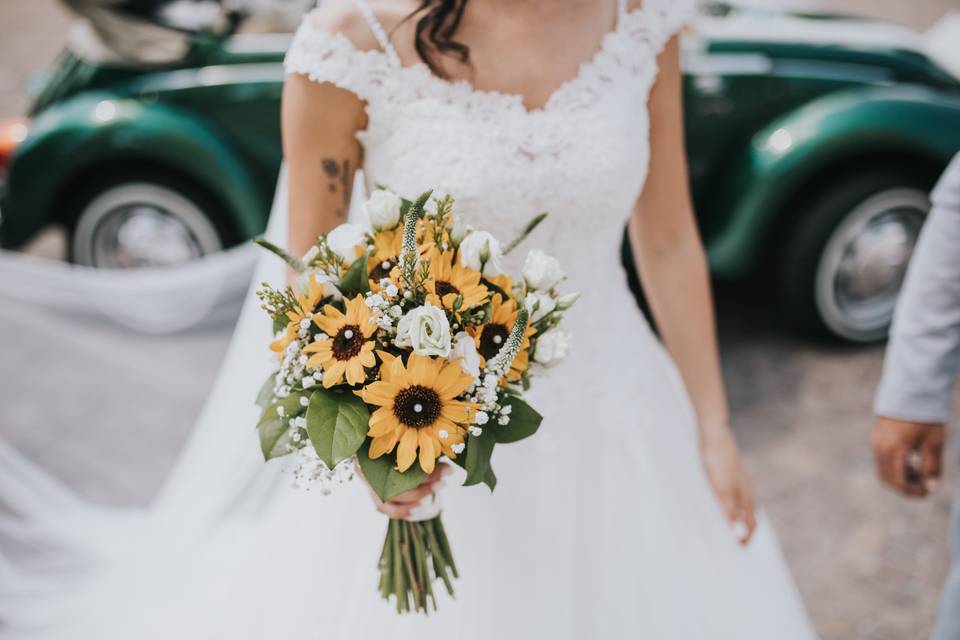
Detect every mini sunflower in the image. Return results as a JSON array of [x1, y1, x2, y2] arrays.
[[269, 275, 328, 358], [303, 295, 378, 387], [357, 353, 478, 474], [470, 292, 536, 383], [424, 248, 489, 312], [367, 227, 404, 289]]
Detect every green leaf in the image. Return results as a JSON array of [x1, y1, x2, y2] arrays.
[[494, 396, 542, 444], [305, 388, 370, 468], [338, 253, 370, 299], [272, 315, 289, 335], [451, 454, 496, 491], [463, 427, 495, 488], [256, 391, 309, 460], [255, 372, 277, 409], [358, 441, 427, 502]]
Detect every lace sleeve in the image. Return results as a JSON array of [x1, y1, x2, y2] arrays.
[[624, 0, 697, 55], [283, 17, 395, 104]]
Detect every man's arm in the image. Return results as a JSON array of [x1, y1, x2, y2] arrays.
[[876, 155, 960, 422], [873, 153, 960, 496]]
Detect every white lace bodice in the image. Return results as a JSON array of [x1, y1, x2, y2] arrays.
[[284, 0, 695, 289]]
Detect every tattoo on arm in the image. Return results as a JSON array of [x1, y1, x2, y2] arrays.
[[321, 157, 353, 219]]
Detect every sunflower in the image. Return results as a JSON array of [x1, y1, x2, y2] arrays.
[[367, 227, 404, 289], [302, 295, 378, 387], [424, 248, 489, 312], [269, 275, 328, 359], [357, 353, 478, 474], [470, 292, 536, 383]]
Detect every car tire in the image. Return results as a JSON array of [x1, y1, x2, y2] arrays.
[[66, 170, 235, 269], [778, 169, 932, 343]]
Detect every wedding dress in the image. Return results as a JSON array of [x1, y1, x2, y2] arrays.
[[0, 0, 819, 637]]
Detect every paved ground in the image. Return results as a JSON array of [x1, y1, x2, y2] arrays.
[[2, 2, 960, 639]]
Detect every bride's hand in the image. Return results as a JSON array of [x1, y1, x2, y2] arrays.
[[699, 426, 757, 545], [359, 461, 452, 520]]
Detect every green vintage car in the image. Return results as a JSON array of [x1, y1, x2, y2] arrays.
[[2, 3, 960, 342]]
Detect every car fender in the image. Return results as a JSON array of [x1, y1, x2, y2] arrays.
[[3, 92, 269, 247], [707, 85, 960, 278]]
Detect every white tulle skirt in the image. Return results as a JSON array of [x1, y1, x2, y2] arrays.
[[0, 169, 818, 639]]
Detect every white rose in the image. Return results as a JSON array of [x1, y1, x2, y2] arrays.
[[363, 188, 402, 230], [524, 292, 556, 323], [395, 303, 452, 357], [326, 223, 367, 263], [459, 230, 503, 275], [448, 331, 481, 381], [534, 327, 571, 368], [522, 249, 565, 291]]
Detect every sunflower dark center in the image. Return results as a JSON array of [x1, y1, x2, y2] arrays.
[[478, 324, 509, 360], [332, 324, 363, 360], [369, 257, 395, 282], [435, 280, 460, 298], [393, 385, 442, 428]]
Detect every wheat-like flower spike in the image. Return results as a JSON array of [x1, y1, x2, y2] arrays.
[[490, 306, 529, 375], [253, 236, 305, 273]]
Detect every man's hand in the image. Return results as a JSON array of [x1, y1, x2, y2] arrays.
[[872, 417, 945, 498]]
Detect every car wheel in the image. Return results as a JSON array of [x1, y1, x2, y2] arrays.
[[779, 170, 931, 342], [68, 174, 229, 269]]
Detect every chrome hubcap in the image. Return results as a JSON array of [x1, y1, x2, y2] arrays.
[[92, 206, 205, 268], [73, 182, 222, 269], [815, 188, 928, 341]]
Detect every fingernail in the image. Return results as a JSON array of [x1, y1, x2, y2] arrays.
[[926, 479, 941, 493], [731, 520, 748, 541]]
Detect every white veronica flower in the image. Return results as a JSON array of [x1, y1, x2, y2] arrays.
[[459, 230, 503, 275], [395, 303, 452, 357], [363, 188, 402, 230], [448, 331, 481, 381], [534, 327, 572, 368], [326, 223, 366, 263], [522, 249, 565, 291], [524, 291, 556, 323]]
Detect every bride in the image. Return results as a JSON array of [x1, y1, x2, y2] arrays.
[[0, 0, 817, 637]]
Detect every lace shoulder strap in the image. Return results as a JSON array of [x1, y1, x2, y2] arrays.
[[284, 1, 400, 103], [351, 0, 402, 67], [622, 0, 696, 54]]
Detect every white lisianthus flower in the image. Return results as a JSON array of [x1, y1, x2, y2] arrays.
[[326, 223, 367, 263], [302, 245, 320, 265], [297, 270, 342, 301], [556, 291, 581, 310], [363, 188, 402, 230], [395, 303, 452, 357], [450, 214, 470, 245], [459, 230, 503, 275], [448, 331, 481, 381], [522, 249, 565, 291], [534, 327, 572, 368], [524, 292, 556, 323]]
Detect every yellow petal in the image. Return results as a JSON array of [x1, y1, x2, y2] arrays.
[[322, 360, 345, 388], [396, 428, 419, 473], [418, 429, 436, 475], [368, 407, 399, 437], [370, 429, 401, 458]]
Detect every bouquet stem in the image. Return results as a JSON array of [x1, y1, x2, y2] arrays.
[[377, 516, 458, 614]]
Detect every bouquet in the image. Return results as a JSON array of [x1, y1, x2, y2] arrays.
[[253, 188, 578, 614]]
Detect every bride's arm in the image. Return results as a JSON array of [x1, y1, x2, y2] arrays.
[[282, 75, 367, 257], [628, 36, 757, 543]]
